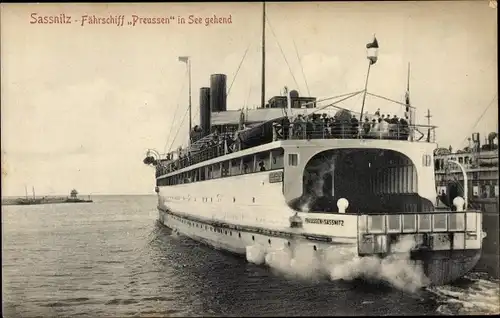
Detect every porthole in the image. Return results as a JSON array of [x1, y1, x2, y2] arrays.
[[287, 241, 291, 247], [225, 230, 227, 235], [230, 231, 232, 236], [238, 233, 241, 238], [268, 239, 271, 245], [252, 235, 255, 241], [233, 197, 236, 203], [313, 245, 317, 251], [252, 197, 255, 203]]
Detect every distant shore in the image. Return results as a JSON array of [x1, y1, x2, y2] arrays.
[[1, 196, 93, 206]]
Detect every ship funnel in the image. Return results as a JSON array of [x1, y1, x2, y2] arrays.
[[210, 74, 227, 112], [488, 132, 497, 145], [199, 87, 211, 137]]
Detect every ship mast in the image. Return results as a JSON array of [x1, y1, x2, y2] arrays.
[[425, 109, 432, 142], [260, 2, 266, 109]]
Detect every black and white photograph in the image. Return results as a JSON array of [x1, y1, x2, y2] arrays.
[[1, 1, 499, 316]]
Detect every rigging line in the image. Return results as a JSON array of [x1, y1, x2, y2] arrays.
[[293, 39, 311, 96], [228, 43, 252, 96], [265, 15, 301, 92], [167, 105, 190, 154], [366, 92, 416, 109], [163, 68, 189, 154], [245, 85, 253, 109], [459, 92, 498, 147]]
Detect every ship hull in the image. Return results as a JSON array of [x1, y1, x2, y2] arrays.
[[471, 198, 499, 278], [157, 203, 482, 287], [153, 141, 484, 286]]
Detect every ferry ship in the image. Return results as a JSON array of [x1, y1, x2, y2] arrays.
[[144, 4, 485, 286], [434, 131, 498, 277]]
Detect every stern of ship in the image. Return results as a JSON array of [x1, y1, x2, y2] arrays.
[[281, 140, 485, 286]]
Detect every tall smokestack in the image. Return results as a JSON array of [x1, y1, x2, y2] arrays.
[[199, 87, 211, 137], [210, 74, 227, 112]]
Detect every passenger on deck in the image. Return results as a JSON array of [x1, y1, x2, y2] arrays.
[[399, 117, 409, 140], [362, 118, 371, 137], [380, 116, 390, 138], [272, 122, 282, 141], [259, 161, 266, 171], [372, 118, 382, 138], [232, 131, 241, 152], [293, 115, 306, 139], [350, 115, 359, 138], [375, 108, 381, 116], [282, 116, 290, 140], [384, 114, 391, 123], [305, 117, 313, 140]]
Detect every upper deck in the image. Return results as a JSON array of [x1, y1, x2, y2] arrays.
[[153, 109, 437, 179]]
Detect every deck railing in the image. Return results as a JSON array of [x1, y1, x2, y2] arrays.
[[155, 122, 436, 177]]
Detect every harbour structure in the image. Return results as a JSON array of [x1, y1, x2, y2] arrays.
[[2, 188, 93, 206], [144, 3, 486, 286], [434, 127, 498, 277]]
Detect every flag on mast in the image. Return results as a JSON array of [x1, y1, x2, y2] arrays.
[[366, 36, 379, 65], [178, 56, 189, 63], [405, 62, 411, 119]]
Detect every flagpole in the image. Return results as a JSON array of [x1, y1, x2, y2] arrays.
[[359, 35, 378, 129], [358, 60, 372, 125]]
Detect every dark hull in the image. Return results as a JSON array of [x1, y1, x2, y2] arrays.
[[471, 198, 499, 278]]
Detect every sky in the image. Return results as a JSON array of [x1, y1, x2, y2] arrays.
[[1, 1, 497, 196]]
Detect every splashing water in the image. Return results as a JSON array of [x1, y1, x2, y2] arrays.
[[246, 235, 429, 293], [428, 273, 500, 315]]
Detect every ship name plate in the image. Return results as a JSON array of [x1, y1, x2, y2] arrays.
[[305, 218, 344, 226], [268, 171, 283, 183]]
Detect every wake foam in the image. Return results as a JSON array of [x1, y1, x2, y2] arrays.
[[428, 273, 500, 315], [246, 235, 429, 293]]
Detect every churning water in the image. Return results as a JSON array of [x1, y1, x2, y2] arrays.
[[2, 195, 499, 317]]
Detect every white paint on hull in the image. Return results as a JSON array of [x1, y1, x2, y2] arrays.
[[159, 209, 351, 257], [158, 170, 358, 240]]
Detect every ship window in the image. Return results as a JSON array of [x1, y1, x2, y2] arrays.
[[271, 148, 285, 170], [256, 151, 270, 172], [242, 155, 254, 173], [252, 235, 255, 241], [212, 163, 222, 179], [230, 159, 240, 176], [238, 233, 241, 238], [221, 161, 230, 177], [288, 153, 299, 166], [422, 154, 431, 167], [458, 157, 463, 164]]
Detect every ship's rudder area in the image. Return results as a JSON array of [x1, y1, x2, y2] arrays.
[[357, 212, 484, 285]]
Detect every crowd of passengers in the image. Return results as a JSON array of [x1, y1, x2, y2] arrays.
[[272, 108, 410, 141], [156, 109, 411, 176]]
